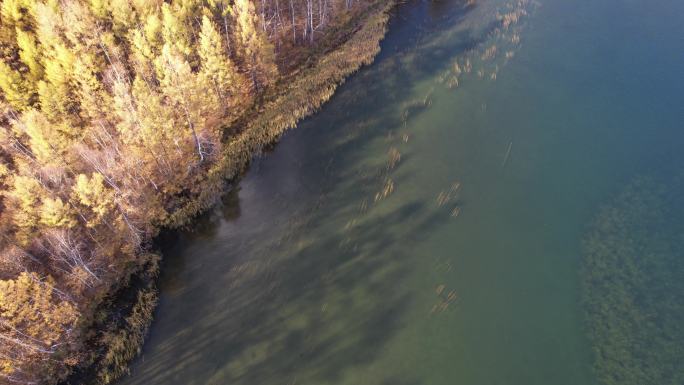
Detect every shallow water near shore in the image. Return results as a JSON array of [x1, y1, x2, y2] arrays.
[[119, 0, 684, 384]]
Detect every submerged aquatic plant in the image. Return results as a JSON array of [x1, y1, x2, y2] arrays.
[[430, 284, 458, 315], [481, 45, 498, 61], [374, 178, 395, 202], [387, 147, 402, 171], [581, 177, 684, 385], [447, 76, 460, 89]]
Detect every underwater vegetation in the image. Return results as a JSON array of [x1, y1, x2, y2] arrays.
[[433, 0, 537, 92], [581, 177, 684, 385], [431, 284, 458, 314]]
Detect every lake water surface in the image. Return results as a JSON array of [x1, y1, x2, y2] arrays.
[[119, 0, 684, 383]]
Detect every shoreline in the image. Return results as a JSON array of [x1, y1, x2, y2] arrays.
[[62, 1, 396, 383], [163, 0, 398, 228]]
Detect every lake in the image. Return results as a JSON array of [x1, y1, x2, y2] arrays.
[[119, 0, 684, 384]]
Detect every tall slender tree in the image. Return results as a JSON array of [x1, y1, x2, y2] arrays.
[[198, 15, 242, 102], [232, 0, 278, 92]]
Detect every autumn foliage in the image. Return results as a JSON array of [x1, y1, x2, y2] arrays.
[[0, 0, 384, 383]]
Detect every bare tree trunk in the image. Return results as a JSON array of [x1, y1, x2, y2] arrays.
[[261, 0, 267, 32], [182, 104, 205, 163], [302, 2, 307, 41], [318, 0, 323, 28], [275, 0, 282, 36], [289, 0, 296, 43], [307, 0, 314, 43]]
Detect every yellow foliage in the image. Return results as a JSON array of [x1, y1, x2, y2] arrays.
[[129, 29, 156, 79], [73, 54, 112, 121], [0, 60, 31, 110], [110, 0, 136, 35], [0, 0, 33, 29], [44, 44, 75, 87], [33, 1, 63, 52], [17, 109, 71, 164], [89, 0, 111, 20], [7, 175, 43, 243], [73, 173, 115, 223], [232, 0, 278, 91], [161, 3, 193, 62], [143, 12, 163, 49], [38, 43, 78, 121], [15, 29, 43, 82], [40, 197, 77, 228], [199, 15, 242, 101], [0, 271, 79, 372], [62, 1, 99, 50], [0, 162, 8, 179]]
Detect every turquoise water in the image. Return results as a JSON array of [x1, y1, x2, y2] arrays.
[[119, 0, 684, 384]]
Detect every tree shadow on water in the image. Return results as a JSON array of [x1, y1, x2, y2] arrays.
[[122, 0, 497, 383], [218, 198, 446, 385], [126, 188, 449, 385]]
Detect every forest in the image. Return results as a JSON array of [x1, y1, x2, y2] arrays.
[[0, 0, 389, 383]]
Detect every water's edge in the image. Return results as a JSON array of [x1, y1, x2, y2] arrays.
[[61, 2, 399, 383]]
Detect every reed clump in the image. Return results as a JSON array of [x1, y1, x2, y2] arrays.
[[387, 147, 402, 171], [374, 178, 395, 202], [64, 256, 159, 385], [400, 87, 434, 122], [95, 289, 157, 384], [498, 5, 528, 29], [447, 76, 460, 89], [431, 284, 458, 314], [436, 181, 461, 207], [481, 45, 498, 61], [453, 61, 463, 76], [464, 58, 473, 73]]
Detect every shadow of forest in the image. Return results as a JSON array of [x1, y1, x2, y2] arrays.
[[120, 1, 508, 384]]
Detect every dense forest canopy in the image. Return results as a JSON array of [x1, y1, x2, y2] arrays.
[[0, 0, 381, 383]]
